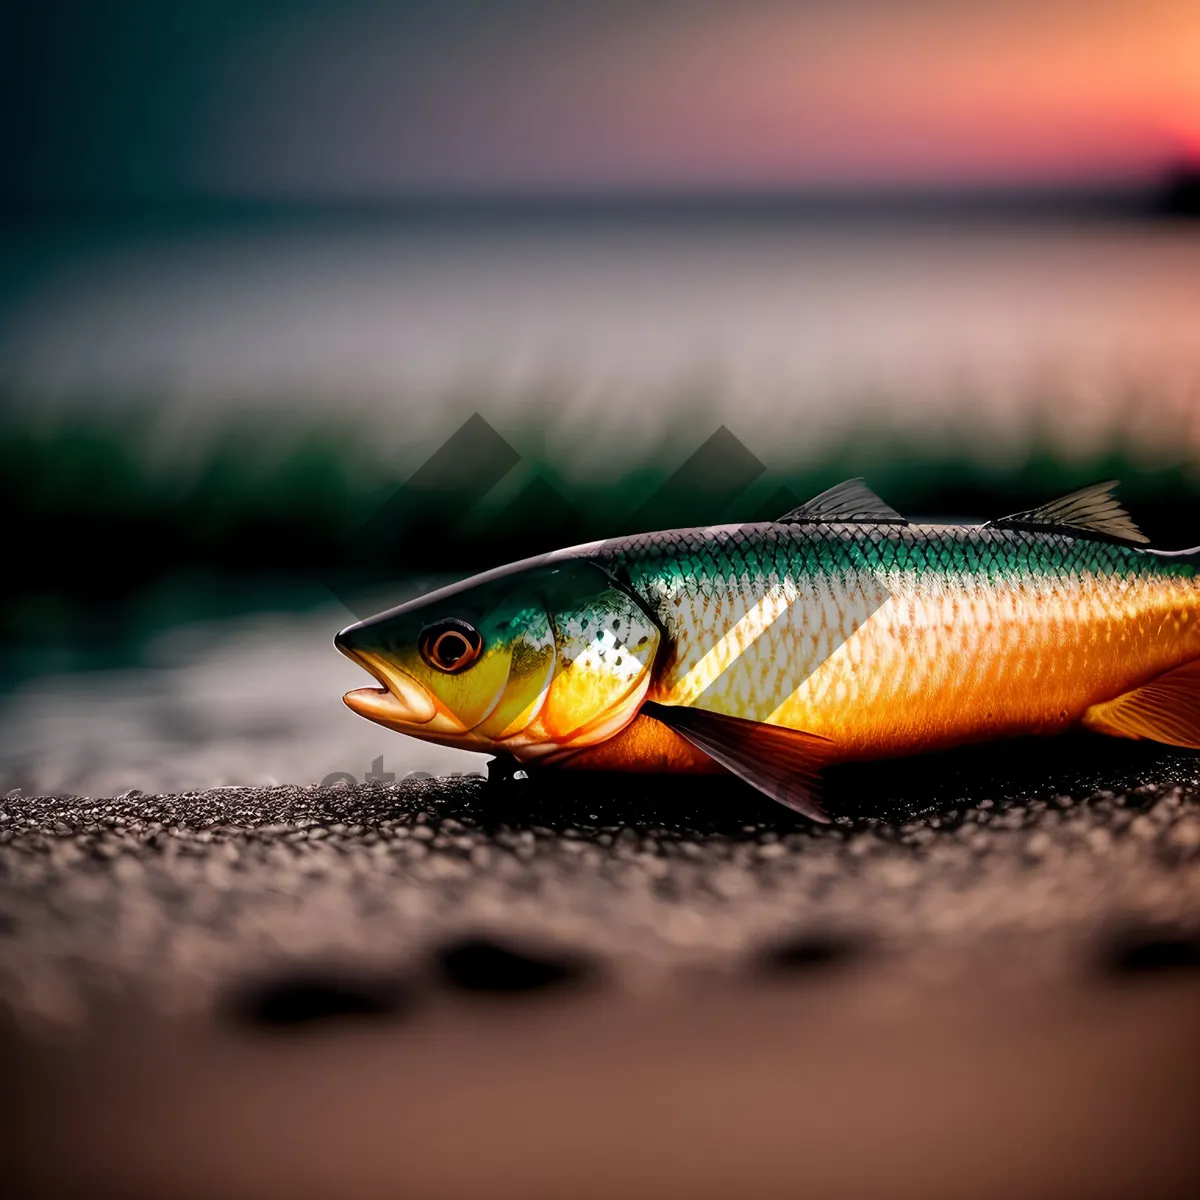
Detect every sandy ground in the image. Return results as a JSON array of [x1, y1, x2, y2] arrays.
[[4, 741, 1200, 1196]]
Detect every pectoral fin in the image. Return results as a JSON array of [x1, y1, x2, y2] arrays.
[[1082, 660, 1200, 748], [642, 701, 833, 821]]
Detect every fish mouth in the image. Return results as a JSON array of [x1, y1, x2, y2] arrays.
[[343, 681, 436, 727], [335, 636, 438, 727]]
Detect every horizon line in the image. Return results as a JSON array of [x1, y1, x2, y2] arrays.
[[3, 166, 1198, 224]]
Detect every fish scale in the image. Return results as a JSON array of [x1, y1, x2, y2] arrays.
[[604, 522, 1200, 760]]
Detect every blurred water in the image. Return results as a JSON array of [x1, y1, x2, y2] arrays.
[[4, 217, 1200, 465]]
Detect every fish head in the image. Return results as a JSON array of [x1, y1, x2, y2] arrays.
[[335, 558, 661, 757]]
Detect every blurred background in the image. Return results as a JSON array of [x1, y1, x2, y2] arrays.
[[3, 0, 1200, 796]]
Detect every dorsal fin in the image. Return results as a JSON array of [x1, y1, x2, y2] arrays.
[[777, 478, 908, 526], [984, 481, 1149, 545]]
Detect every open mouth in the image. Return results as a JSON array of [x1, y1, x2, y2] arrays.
[[335, 636, 438, 727]]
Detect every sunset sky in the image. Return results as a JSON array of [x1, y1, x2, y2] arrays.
[[4, 0, 1200, 204]]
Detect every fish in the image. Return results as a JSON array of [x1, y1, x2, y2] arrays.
[[334, 479, 1200, 820]]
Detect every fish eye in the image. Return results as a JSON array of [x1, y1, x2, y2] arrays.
[[419, 619, 483, 673]]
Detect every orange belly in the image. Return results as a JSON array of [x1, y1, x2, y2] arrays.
[[556, 715, 723, 773]]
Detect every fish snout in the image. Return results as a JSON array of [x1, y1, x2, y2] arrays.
[[335, 622, 439, 726], [334, 620, 368, 659]]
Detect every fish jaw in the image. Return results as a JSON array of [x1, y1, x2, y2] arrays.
[[336, 636, 470, 739], [343, 683, 431, 726]]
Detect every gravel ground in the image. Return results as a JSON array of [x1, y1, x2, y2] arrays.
[[3, 736, 1200, 1022], [5, 740, 1200, 1197]]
